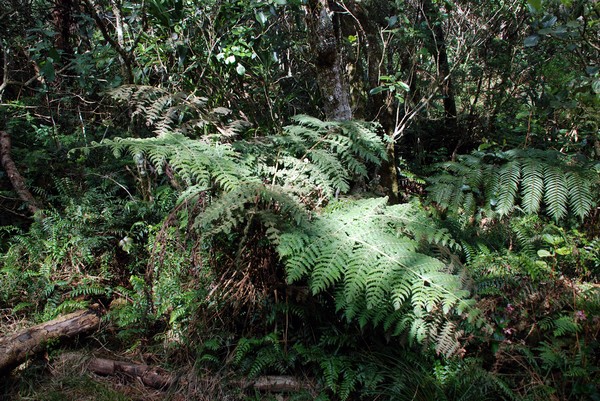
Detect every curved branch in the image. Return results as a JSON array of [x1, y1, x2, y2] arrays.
[[0, 130, 42, 216]]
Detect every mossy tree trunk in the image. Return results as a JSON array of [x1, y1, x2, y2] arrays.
[[307, 0, 352, 121]]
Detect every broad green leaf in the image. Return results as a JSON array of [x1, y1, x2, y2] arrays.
[[369, 86, 386, 95], [39, 60, 55, 82], [396, 81, 410, 92], [256, 10, 268, 25], [537, 249, 553, 258], [542, 233, 562, 245], [586, 66, 599, 76], [555, 247, 571, 256], [527, 0, 542, 12]]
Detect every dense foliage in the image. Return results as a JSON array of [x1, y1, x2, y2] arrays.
[[0, 0, 599, 400]]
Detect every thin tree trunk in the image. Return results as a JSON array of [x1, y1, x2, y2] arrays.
[[338, 1, 400, 203], [0, 310, 100, 375], [423, 0, 457, 130], [52, 0, 75, 58], [82, 0, 134, 83], [0, 130, 42, 216]]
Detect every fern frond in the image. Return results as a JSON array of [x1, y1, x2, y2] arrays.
[[494, 161, 520, 216], [99, 132, 254, 192], [543, 165, 569, 221], [271, 116, 386, 201], [566, 170, 594, 220], [279, 198, 470, 355], [427, 149, 598, 222], [195, 182, 309, 237], [388, 202, 460, 251], [433, 321, 462, 356], [521, 156, 545, 214]]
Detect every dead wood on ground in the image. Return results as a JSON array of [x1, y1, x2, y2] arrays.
[[0, 309, 100, 374]]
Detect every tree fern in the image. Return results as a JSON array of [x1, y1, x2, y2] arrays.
[[427, 149, 598, 222], [101, 85, 469, 356]]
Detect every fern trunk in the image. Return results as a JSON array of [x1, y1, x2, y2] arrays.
[[381, 141, 400, 204]]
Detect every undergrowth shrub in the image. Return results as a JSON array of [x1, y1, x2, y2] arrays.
[[0, 180, 177, 321], [98, 86, 475, 357], [460, 224, 600, 400], [425, 147, 600, 400]]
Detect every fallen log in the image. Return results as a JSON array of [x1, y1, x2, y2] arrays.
[[53, 352, 313, 394], [87, 357, 174, 389], [0, 309, 100, 375], [86, 357, 304, 392], [230, 375, 314, 393], [252, 375, 307, 392]]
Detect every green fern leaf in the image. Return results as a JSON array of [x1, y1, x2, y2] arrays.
[[495, 161, 521, 216], [543, 165, 569, 221], [279, 198, 470, 354], [566, 170, 594, 220], [521, 156, 545, 214], [427, 149, 597, 221]]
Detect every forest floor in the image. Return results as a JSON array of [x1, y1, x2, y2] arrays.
[[0, 312, 309, 401], [2, 357, 167, 401], [0, 347, 301, 401]]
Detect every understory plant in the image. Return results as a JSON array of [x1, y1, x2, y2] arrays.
[[426, 151, 600, 400], [97, 85, 477, 359]]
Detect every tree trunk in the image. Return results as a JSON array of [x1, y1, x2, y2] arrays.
[[0, 309, 100, 375], [423, 0, 457, 131], [0, 130, 42, 216], [82, 0, 134, 83], [345, 1, 400, 203], [52, 0, 75, 57], [307, 0, 352, 121]]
